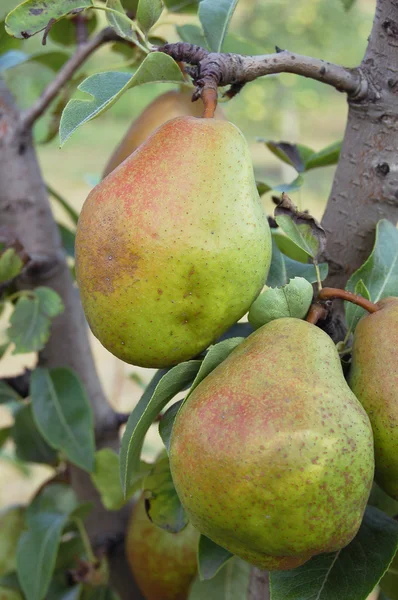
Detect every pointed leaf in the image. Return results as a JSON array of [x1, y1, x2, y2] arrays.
[[144, 454, 187, 533], [198, 535, 234, 581], [120, 360, 201, 495], [187, 338, 244, 400], [0, 381, 21, 404], [380, 551, 398, 599], [0, 249, 23, 283], [272, 231, 309, 263], [12, 404, 58, 465], [0, 427, 11, 448], [267, 238, 328, 288], [105, 0, 138, 42], [159, 400, 182, 453], [346, 220, 398, 331], [164, 0, 198, 12], [47, 185, 79, 225], [27, 483, 79, 524], [90, 449, 148, 510], [177, 23, 208, 47], [57, 224, 76, 259], [137, 0, 163, 33], [275, 194, 326, 260], [0, 50, 28, 72], [48, 11, 97, 46], [199, 0, 239, 52], [30, 367, 95, 472], [17, 512, 68, 600], [35, 287, 64, 318], [266, 141, 314, 173], [5, 0, 94, 39], [270, 506, 398, 600], [248, 277, 313, 329], [190, 557, 251, 599], [273, 174, 304, 194], [304, 140, 342, 171], [60, 53, 184, 145], [256, 181, 272, 196]]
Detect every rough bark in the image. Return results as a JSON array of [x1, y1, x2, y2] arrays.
[[322, 0, 398, 288], [0, 79, 142, 600]]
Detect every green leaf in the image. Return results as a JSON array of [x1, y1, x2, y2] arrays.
[[144, 454, 187, 533], [0, 50, 27, 72], [164, 0, 198, 12], [0, 506, 25, 577], [256, 181, 272, 196], [0, 427, 11, 448], [267, 239, 328, 288], [304, 140, 342, 171], [47, 580, 82, 600], [346, 220, 398, 331], [0, 249, 23, 283], [17, 512, 69, 600], [159, 400, 182, 453], [189, 557, 251, 599], [90, 448, 148, 510], [60, 52, 184, 145], [5, 0, 94, 39], [12, 403, 58, 465], [47, 184, 79, 225], [0, 50, 70, 73], [27, 483, 79, 523], [48, 11, 97, 46], [187, 338, 244, 400], [273, 174, 304, 194], [199, 0, 239, 52], [8, 288, 63, 354], [368, 482, 398, 518], [57, 224, 76, 259], [275, 195, 326, 260], [1, 1, 22, 22], [137, 0, 163, 33], [380, 550, 398, 600], [266, 141, 314, 173], [0, 381, 21, 404], [272, 232, 309, 263], [248, 277, 313, 329], [105, 0, 138, 42], [222, 33, 265, 55], [120, 360, 201, 496], [177, 23, 208, 47], [270, 506, 398, 600], [30, 367, 95, 472], [198, 535, 233, 581]]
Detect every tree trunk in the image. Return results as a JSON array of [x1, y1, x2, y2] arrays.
[[0, 78, 142, 600], [322, 0, 398, 289]]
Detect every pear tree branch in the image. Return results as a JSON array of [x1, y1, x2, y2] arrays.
[[21, 27, 125, 129], [158, 42, 371, 117]]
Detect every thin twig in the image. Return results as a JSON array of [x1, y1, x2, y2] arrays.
[[318, 287, 379, 313], [306, 303, 329, 325], [21, 27, 122, 129], [158, 43, 368, 106]]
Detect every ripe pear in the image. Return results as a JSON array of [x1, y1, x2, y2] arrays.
[[126, 493, 199, 600], [169, 318, 374, 570], [350, 297, 398, 499], [103, 88, 225, 177], [76, 117, 271, 368]]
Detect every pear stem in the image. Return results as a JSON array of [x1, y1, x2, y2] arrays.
[[306, 303, 329, 325], [318, 287, 380, 313], [202, 88, 218, 118]]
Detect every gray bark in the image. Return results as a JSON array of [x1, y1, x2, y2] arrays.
[[0, 79, 142, 600], [322, 0, 398, 288]]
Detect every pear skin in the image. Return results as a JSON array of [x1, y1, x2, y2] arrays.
[[350, 297, 398, 499], [126, 494, 199, 600], [103, 88, 225, 177], [76, 117, 271, 368], [169, 318, 374, 570]]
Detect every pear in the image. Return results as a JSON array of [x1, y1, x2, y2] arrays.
[[76, 117, 271, 368], [103, 88, 225, 177], [169, 318, 374, 570], [350, 297, 398, 499], [126, 493, 199, 600]]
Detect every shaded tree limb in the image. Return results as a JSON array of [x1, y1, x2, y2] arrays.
[[21, 27, 123, 129], [158, 42, 370, 109]]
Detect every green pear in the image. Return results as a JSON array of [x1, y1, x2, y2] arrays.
[[126, 493, 199, 600], [170, 318, 374, 570], [76, 116, 271, 368], [350, 297, 398, 499]]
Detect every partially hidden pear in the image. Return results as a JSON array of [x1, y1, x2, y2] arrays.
[[126, 493, 199, 600], [76, 117, 271, 368], [103, 88, 225, 177], [170, 318, 374, 570], [350, 297, 398, 499]]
